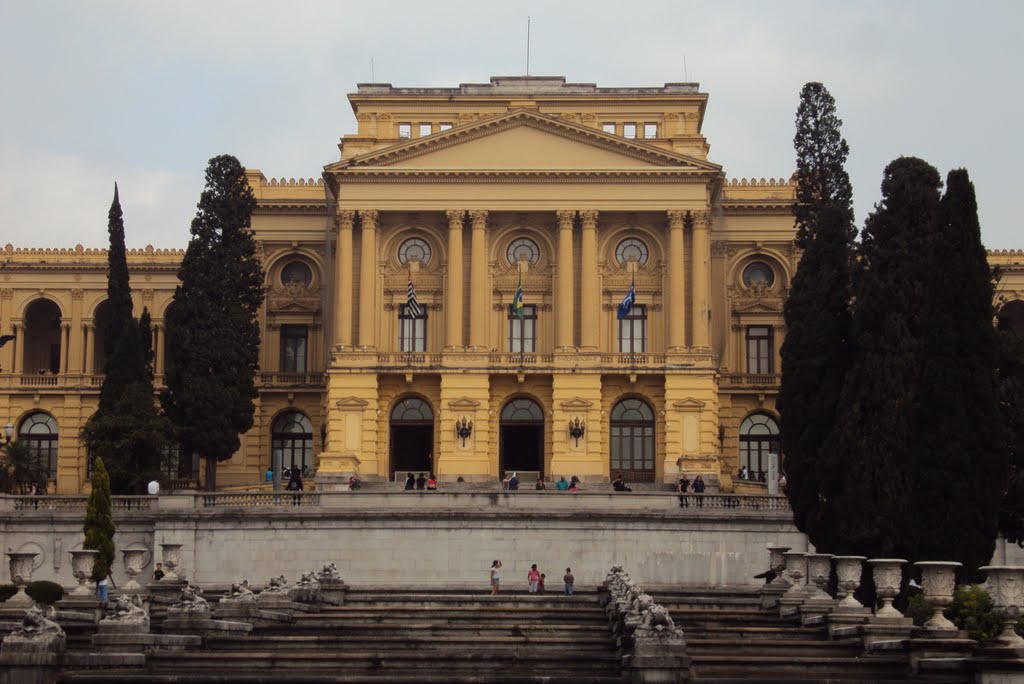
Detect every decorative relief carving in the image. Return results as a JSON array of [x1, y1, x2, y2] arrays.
[[579, 210, 599, 226], [141, 289, 154, 302], [359, 209, 379, 227], [0, 288, 13, 300], [690, 210, 712, 228], [446, 209, 466, 227], [556, 210, 576, 226], [70, 288, 84, 300], [582, 113, 597, 122], [667, 209, 685, 227], [267, 281, 321, 313], [468, 210, 488, 227], [711, 241, 730, 257], [335, 209, 356, 228]]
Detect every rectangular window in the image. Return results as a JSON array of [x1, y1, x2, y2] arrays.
[[622, 123, 637, 139], [399, 304, 427, 352], [746, 326, 773, 374], [280, 325, 308, 373], [643, 123, 658, 139], [398, 123, 411, 139], [618, 304, 647, 353], [439, 123, 453, 131], [602, 123, 616, 135], [508, 304, 537, 353], [418, 123, 432, 137]]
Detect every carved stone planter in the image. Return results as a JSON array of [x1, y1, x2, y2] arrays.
[[833, 556, 867, 610], [805, 554, 834, 601], [159, 543, 183, 582], [5, 551, 38, 605], [69, 549, 99, 597], [914, 561, 961, 631], [867, 558, 907, 618], [121, 548, 148, 593], [782, 551, 807, 597], [767, 546, 791, 587], [979, 565, 1024, 647]]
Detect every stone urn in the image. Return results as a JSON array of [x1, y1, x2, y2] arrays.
[[121, 548, 148, 593], [805, 554, 834, 601], [766, 546, 791, 587], [5, 551, 38, 605], [833, 556, 867, 610], [979, 565, 1024, 647], [782, 551, 807, 596], [914, 561, 962, 631], [69, 549, 99, 597], [159, 543, 183, 581], [867, 558, 907, 618]]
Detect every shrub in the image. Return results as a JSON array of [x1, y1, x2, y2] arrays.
[[0, 584, 17, 602], [905, 590, 931, 626], [26, 580, 64, 605], [946, 585, 1002, 642]]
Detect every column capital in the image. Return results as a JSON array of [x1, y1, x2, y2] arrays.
[[359, 209, 379, 228], [667, 209, 686, 228], [690, 209, 712, 229], [579, 210, 599, 227], [446, 209, 466, 227], [335, 209, 356, 229], [556, 209, 576, 227], [468, 210, 488, 228]]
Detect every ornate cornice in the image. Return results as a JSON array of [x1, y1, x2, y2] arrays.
[[332, 169, 717, 184]]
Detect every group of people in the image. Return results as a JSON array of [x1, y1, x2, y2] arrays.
[[489, 560, 575, 596], [264, 464, 309, 491], [404, 472, 438, 491], [675, 474, 706, 507], [735, 466, 768, 483]]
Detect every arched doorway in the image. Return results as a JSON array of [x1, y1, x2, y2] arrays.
[[19, 412, 58, 482], [271, 411, 314, 474], [390, 397, 434, 479], [609, 398, 655, 483], [740, 413, 780, 483], [23, 299, 62, 375], [500, 397, 544, 476]]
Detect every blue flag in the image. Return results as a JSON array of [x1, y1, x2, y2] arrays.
[[617, 274, 636, 320]]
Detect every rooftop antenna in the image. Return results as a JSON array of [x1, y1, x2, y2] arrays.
[[371, 57, 375, 82], [683, 55, 688, 82], [526, 17, 531, 76]]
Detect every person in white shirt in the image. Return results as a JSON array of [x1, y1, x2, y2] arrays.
[[147, 480, 160, 496]]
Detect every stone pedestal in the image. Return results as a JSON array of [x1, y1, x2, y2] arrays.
[[629, 610, 691, 683], [862, 618, 915, 647], [758, 583, 788, 611]]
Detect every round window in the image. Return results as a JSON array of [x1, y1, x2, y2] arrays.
[[615, 238, 649, 266], [742, 262, 775, 288], [507, 237, 540, 266], [399, 237, 432, 266], [280, 261, 312, 286]]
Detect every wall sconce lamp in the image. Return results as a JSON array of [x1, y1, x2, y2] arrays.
[[456, 417, 473, 447], [568, 417, 586, 447], [2, 422, 13, 446]]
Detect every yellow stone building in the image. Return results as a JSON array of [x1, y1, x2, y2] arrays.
[[1, 76, 1021, 494]]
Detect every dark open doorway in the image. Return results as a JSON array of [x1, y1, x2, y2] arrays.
[[390, 397, 434, 480], [499, 398, 544, 476]]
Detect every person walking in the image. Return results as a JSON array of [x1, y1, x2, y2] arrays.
[[490, 560, 502, 595], [527, 564, 541, 594], [563, 567, 575, 596]]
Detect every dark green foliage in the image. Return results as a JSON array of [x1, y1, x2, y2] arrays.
[[905, 590, 931, 627], [139, 307, 154, 381], [0, 440, 50, 494], [25, 580, 64, 605], [0, 585, 15, 602], [945, 585, 1003, 642], [909, 169, 1006, 571], [161, 155, 265, 491], [83, 457, 115, 582], [104, 183, 134, 365], [996, 301, 1024, 546], [778, 82, 856, 551]]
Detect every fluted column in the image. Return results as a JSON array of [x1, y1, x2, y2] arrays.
[[84, 324, 95, 374], [579, 210, 599, 351], [12, 322, 24, 374], [358, 209, 379, 349], [667, 210, 686, 351], [445, 210, 465, 351], [556, 210, 576, 350], [468, 210, 489, 351], [333, 209, 355, 349], [692, 210, 711, 348]]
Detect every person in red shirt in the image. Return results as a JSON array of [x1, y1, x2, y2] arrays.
[[527, 564, 541, 593]]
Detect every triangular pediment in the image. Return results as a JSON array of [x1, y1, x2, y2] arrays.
[[560, 396, 594, 410], [733, 300, 783, 315], [672, 398, 706, 411], [328, 110, 721, 174], [335, 396, 369, 408], [447, 397, 481, 409]]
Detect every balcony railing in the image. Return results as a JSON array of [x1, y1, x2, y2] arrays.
[[488, 353, 556, 366], [10, 496, 154, 511], [375, 353, 444, 367], [257, 372, 324, 387], [599, 353, 666, 367], [720, 373, 781, 389], [201, 492, 320, 508]]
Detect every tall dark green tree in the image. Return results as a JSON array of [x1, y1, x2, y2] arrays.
[[162, 155, 264, 491], [996, 300, 1024, 546], [778, 83, 856, 551], [826, 157, 944, 559], [103, 183, 134, 364], [83, 456, 115, 582], [907, 169, 1006, 571]]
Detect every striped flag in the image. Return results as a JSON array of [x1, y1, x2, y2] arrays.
[[512, 263, 525, 319], [617, 273, 636, 320], [406, 267, 422, 318]]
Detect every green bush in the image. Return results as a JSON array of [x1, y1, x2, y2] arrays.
[[26, 580, 64, 605], [905, 590, 932, 627], [946, 585, 1002, 642], [0, 584, 16, 602]]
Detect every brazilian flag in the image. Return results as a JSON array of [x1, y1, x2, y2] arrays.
[[513, 266, 525, 319]]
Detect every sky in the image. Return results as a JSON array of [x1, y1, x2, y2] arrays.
[[1, 1, 1021, 249]]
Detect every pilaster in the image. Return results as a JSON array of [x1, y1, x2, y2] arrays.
[[468, 210, 489, 351], [358, 209, 378, 349], [663, 371, 720, 486], [579, 210, 599, 351], [555, 210, 576, 351], [691, 210, 711, 349], [438, 373, 491, 480], [550, 374, 604, 480], [445, 210, 465, 351], [319, 370, 380, 485]]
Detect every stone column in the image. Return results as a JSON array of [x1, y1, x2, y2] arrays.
[[358, 209, 378, 350], [445, 210, 465, 351], [84, 324, 95, 374], [579, 210, 599, 351], [155, 323, 166, 376], [12, 321, 23, 374], [691, 210, 711, 349], [333, 209, 355, 349], [468, 210, 489, 351], [555, 210, 576, 351], [667, 210, 686, 351], [60, 323, 70, 374]]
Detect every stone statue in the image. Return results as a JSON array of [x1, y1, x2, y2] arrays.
[[638, 604, 676, 632], [317, 563, 341, 582], [297, 571, 321, 589], [12, 604, 63, 638], [105, 594, 149, 624], [220, 580, 255, 603], [172, 584, 210, 613], [261, 575, 290, 596]]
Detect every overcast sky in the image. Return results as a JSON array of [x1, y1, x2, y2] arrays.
[[1, 1, 1020, 249]]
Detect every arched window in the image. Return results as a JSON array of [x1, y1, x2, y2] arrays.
[[610, 398, 655, 482], [23, 299, 62, 375], [399, 237, 432, 266], [615, 238, 649, 266], [740, 413, 780, 482], [18, 412, 58, 480], [271, 411, 313, 472], [281, 261, 313, 286], [500, 398, 544, 423], [391, 397, 434, 422], [507, 237, 540, 266], [742, 261, 775, 288]]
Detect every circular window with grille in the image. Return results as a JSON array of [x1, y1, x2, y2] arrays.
[[280, 261, 312, 286], [742, 262, 775, 288], [615, 238, 649, 266], [507, 237, 540, 266], [399, 237, 432, 266]]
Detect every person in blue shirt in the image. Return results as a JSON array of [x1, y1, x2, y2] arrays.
[[555, 476, 570, 491]]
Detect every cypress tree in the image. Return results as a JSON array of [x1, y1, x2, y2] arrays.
[[83, 456, 115, 582], [826, 157, 943, 559], [996, 303, 1024, 546], [778, 83, 856, 550], [908, 169, 1006, 571], [162, 155, 264, 491], [104, 183, 134, 365]]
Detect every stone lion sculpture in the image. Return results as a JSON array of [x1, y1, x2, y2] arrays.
[[14, 604, 63, 637], [173, 584, 210, 613], [261, 575, 290, 596], [317, 562, 341, 581], [221, 580, 255, 603], [640, 604, 676, 632], [104, 594, 149, 624]]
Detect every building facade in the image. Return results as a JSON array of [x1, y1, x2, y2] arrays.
[[1, 76, 1021, 493]]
